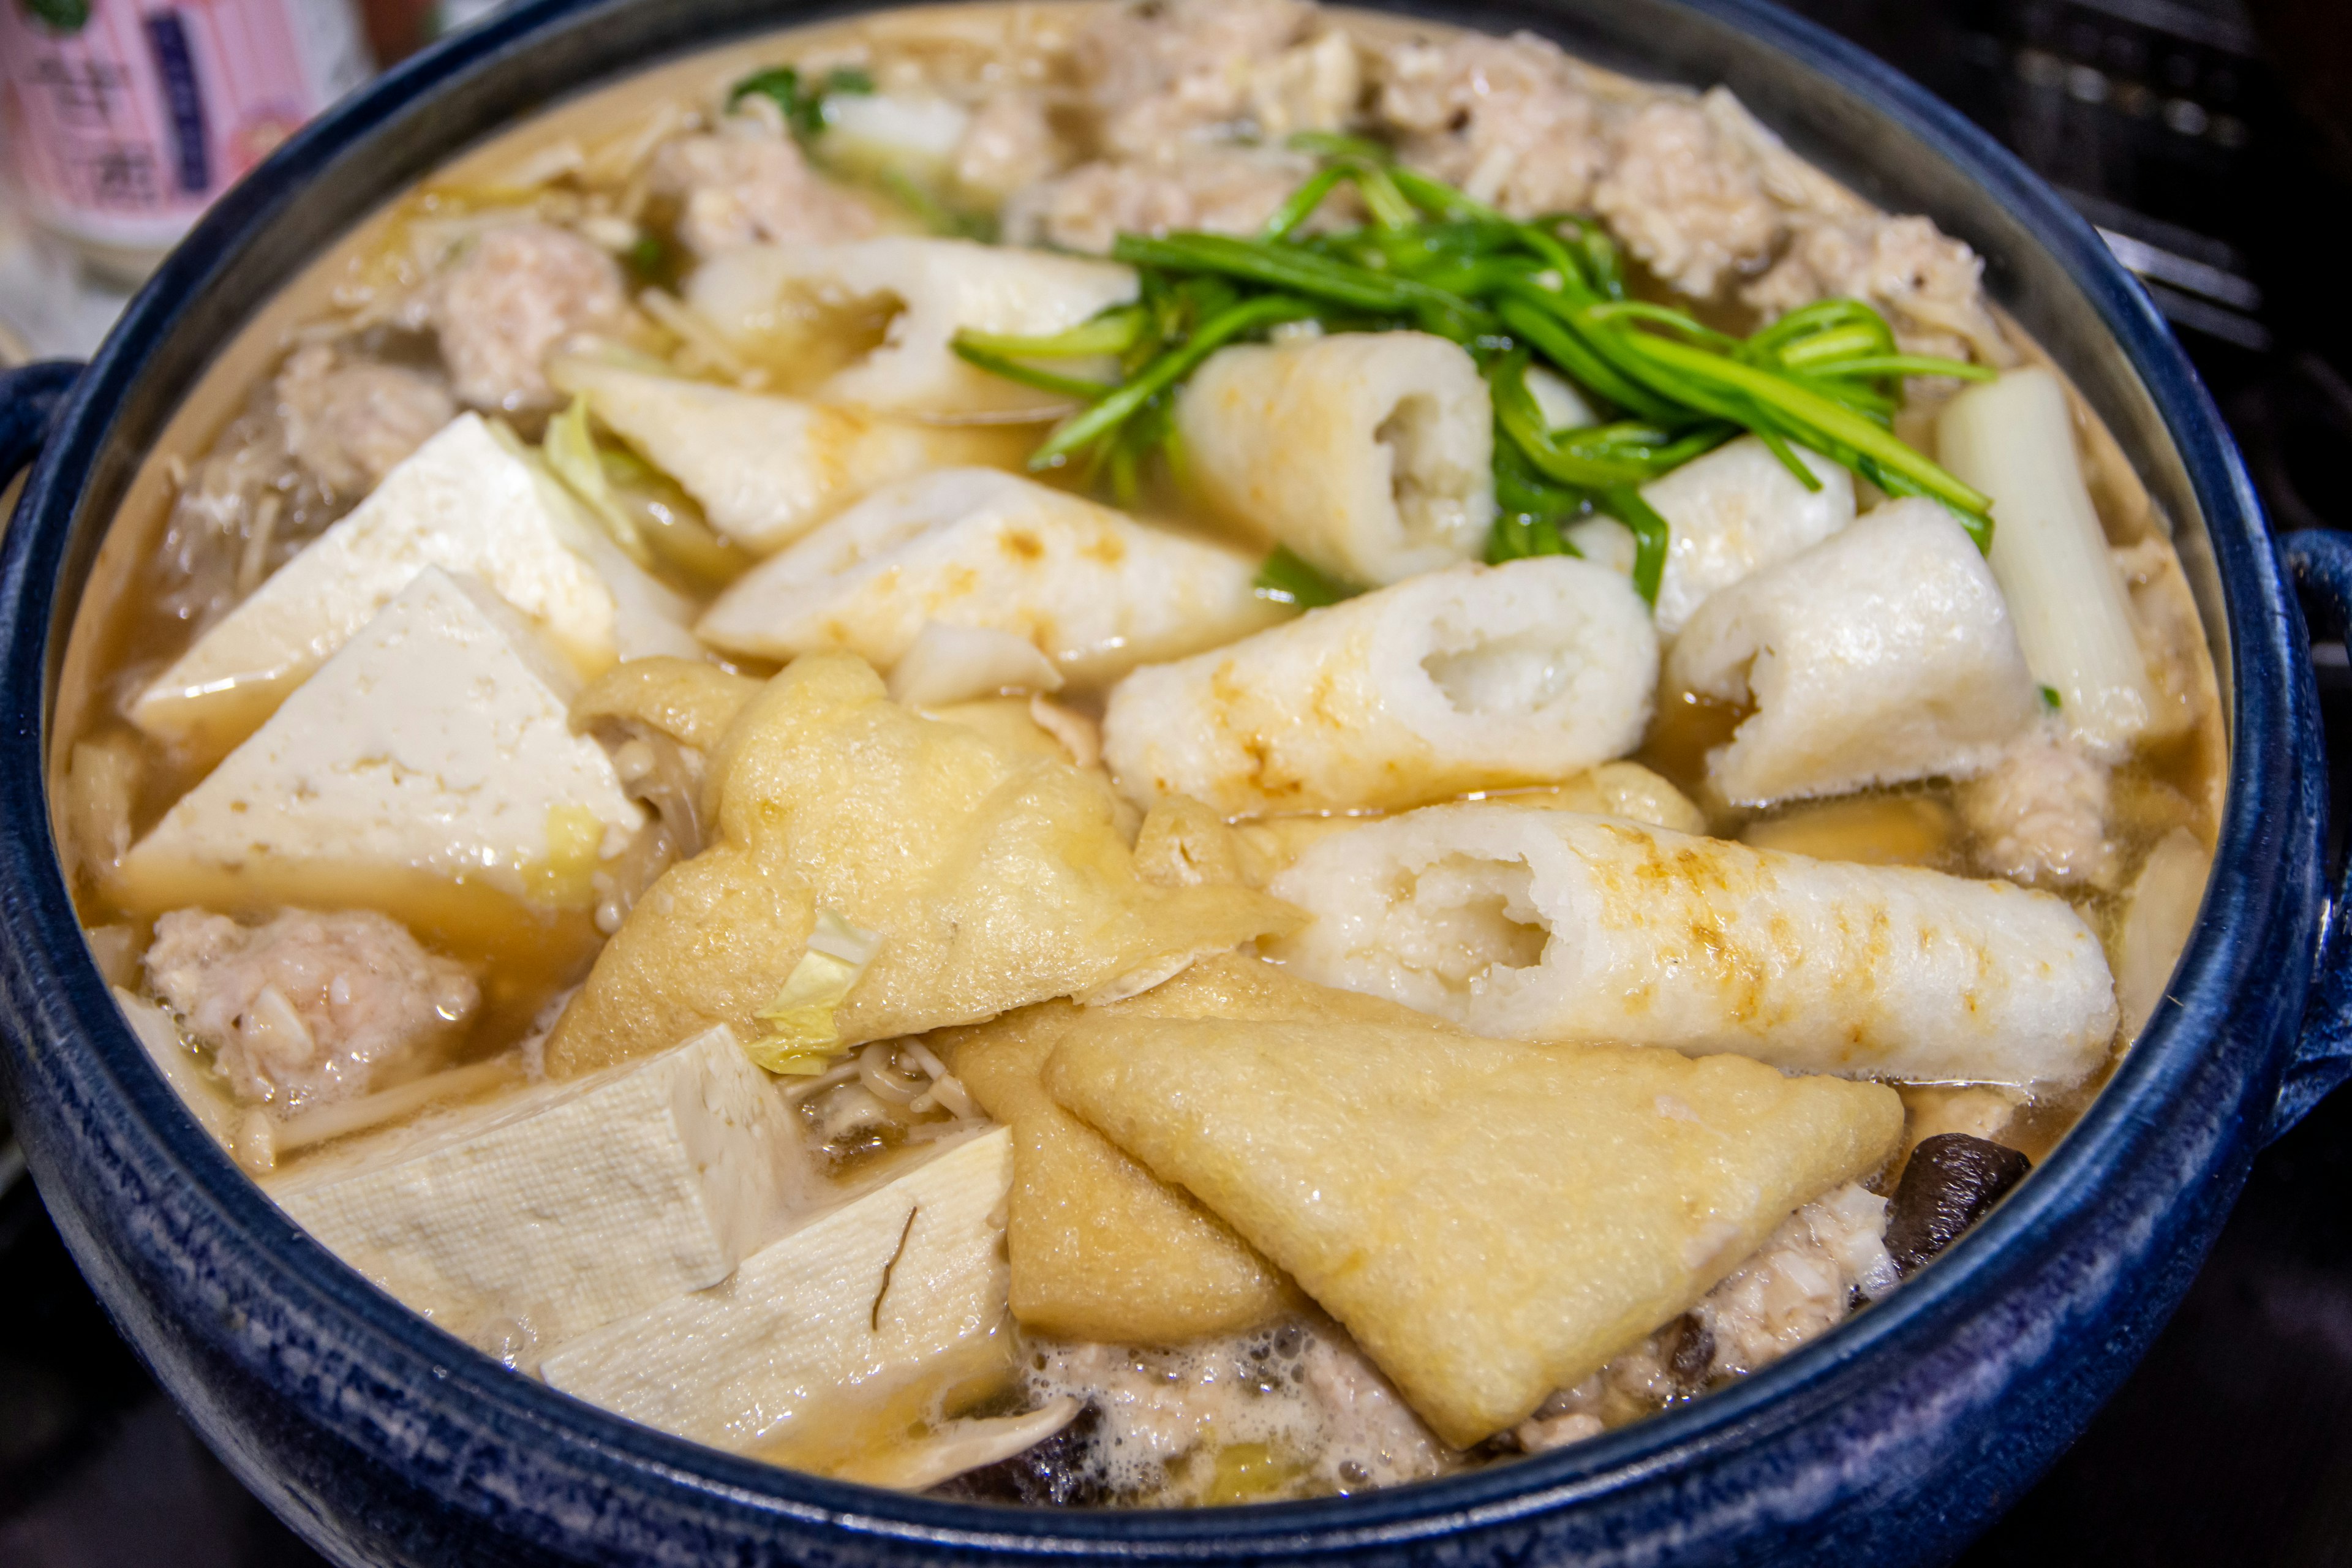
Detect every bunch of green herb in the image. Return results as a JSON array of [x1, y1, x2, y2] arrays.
[[951, 138, 1995, 607]]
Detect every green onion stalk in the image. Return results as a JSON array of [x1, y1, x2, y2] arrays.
[[950, 138, 1997, 608]]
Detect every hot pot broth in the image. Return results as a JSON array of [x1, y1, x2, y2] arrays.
[[55, 0, 2223, 1506]]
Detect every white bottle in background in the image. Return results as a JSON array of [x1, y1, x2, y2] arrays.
[[0, 0, 372, 283]]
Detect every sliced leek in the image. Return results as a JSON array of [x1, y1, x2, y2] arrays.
[[1937, 368, 2155, 754]]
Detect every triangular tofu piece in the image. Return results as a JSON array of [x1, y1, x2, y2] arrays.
[[1046, 1020, 1902, 1446], [550, 356, 986, 554], [118, 568, 646, 956], [547, 654, 1302, 1075], [936, 955, 1453, 1344], [130, 413, 693, 760], [938, 999, 1288, 1344], [269, 1025, 807, 1358], [540, 1127, 1014, 1455], [533, 833, 819, 1074]]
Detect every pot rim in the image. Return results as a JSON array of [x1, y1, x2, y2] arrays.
[[0, 0, 2305, 1555]]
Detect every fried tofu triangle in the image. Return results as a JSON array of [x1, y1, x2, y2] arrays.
[[546, 846, 820, 1077], [936, 955, 1446, 1344], [1046, 1020, 1902, 1447], [940, 1003, 1287, 1343], [549, 655, 1300, 1074]]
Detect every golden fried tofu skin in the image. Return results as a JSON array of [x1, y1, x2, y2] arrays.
[[549, 655, 1299, 1074], [1044, 1019, 1902, 1447], [935, 955, 1447, 1344]]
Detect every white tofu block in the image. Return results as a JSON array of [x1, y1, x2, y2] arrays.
[[116, 568, 646, 943], [549, 358, 976, 555], [268, 1025, 805, 1359], [1637, 435, 1855, 638], [1102, 557, 1657, 818], [686, 236, 1137, 417], [1268, 805, 2117, 1087], [541, 1127, 1014, 1453], [1668, 500, 2039, 806], [1176, 331, 1498, 586], [695, 468, 1283, 684], [130, 413, 693, 760]]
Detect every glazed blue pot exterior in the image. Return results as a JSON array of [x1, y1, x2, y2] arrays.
[[1, 2, 2344, 1564]]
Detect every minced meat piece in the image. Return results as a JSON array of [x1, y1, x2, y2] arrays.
[[1513, 1397, 1605, 1453], [1744, 213, 2009, 363], [1695, 1183, 1896, 1376], [1005, 0, 1362, 251], [1019, 1320, 1450, 1502], [648, 121, 881, 258], [1521, 1180, 1898, 1450], [1958, 718, 2119, 889], [1295, 1330, 1453, 1491], [952, 90, 1065, 204], [145, 908, 480, 1112], [1374, 31, 1607, 217], [273, 343, 454, 499], [430, 221, 630, 412], [1248, 29, 1365, 145], [1072, 0, 1357, 159], [2113, 538, 2220, 745], [1003, 146, 1330, 253], [1698, 85, 1869, 221], [1590, 99, 1781, 299]]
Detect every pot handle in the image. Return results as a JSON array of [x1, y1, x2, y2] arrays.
[[0, 361, 83, 506], [2275, 528, 2352, 1139]]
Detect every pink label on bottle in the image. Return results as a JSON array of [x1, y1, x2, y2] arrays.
[[1, 0, 369, 250]]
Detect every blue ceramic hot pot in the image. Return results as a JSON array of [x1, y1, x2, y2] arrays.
[[4, 1, 2351, 1562]]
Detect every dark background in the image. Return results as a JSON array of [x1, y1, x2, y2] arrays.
[[7, 0, 2352, 1561]]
